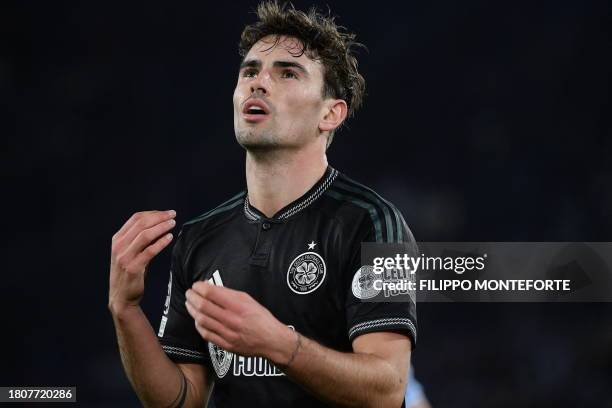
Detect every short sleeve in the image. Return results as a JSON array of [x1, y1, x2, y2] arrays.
[[157, 230, 209, 364], [344, 209, 418, 348]]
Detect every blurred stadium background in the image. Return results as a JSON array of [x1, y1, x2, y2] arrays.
[[2, 0, 611, 406]]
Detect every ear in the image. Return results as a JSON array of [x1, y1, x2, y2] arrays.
[[319, 99, 348, 133]]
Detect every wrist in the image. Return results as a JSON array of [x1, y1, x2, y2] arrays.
[[108, 300, 142, 319], [267, 324, 299, 366]]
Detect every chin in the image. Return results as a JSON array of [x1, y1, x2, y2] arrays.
[[235, 129, 281, 151]]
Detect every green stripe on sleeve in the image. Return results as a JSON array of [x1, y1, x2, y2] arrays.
[[325, 189, 383, 243]]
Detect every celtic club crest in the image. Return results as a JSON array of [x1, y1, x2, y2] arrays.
[[209, 341, 233, 378], [287, 251, 326, 294]]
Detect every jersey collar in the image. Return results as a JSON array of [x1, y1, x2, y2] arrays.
[[244, 166, 339, 221]]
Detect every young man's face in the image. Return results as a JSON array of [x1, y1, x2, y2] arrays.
[[233, 35, 328, 151]]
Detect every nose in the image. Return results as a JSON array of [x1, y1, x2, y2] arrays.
[[250, 71, 271, 95], [250, 82, 267, 95]]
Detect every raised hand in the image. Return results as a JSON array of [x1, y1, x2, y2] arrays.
[[109, 210, 176, 313]]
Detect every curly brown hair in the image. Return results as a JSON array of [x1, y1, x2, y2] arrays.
[[238, 1, 366, 147]]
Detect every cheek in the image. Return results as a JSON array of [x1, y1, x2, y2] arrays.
[[233, 80, 252, 109], [285, 88, 322, 117], [232, 87, 242, 112]]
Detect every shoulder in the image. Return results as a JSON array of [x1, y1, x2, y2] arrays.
[[323, 172, 415, 244], [178, 191, 246, 242]]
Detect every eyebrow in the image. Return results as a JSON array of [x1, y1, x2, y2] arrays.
[[239, 59, 309, 76]]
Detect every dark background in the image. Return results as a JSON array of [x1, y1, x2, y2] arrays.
[[2, 0, 611, 407]]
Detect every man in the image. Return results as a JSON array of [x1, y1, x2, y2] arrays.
[[108, 2, 417, 407]]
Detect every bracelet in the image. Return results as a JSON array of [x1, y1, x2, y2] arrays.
[[285, 331, 302, 368]]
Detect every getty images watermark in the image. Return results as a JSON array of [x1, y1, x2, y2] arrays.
[[354, 242, 612, 302]]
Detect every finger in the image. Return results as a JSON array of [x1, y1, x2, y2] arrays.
[[185, 301, 234, 350], [195, 322, 234, 352], [114, 210, 168, 241], [191, 281, 246, 312], [185, 300, 237, 343], [124, 217, 176, 259], [186, 289, 241, 329], [117, 210, 176, 249], [185, 295, 197, 319], [128, 232, 174, 271]]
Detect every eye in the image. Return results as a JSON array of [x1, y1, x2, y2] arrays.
[[281, 70, 298, 79], [242, 68, 257, 78]]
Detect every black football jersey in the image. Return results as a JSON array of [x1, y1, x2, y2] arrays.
[[157, 166, 417, 407]]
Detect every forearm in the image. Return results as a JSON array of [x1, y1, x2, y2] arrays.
[[185, 283, 409, 407], [275, 333, 406, 407], [110, 304, 198, 408]]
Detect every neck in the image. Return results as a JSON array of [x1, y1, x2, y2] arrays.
[[245, 144, 328, 218]]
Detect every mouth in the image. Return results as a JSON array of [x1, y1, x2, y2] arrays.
[[242, 98, 270, 123]]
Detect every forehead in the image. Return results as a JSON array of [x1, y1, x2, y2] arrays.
[[243, 35, 323, 74]]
